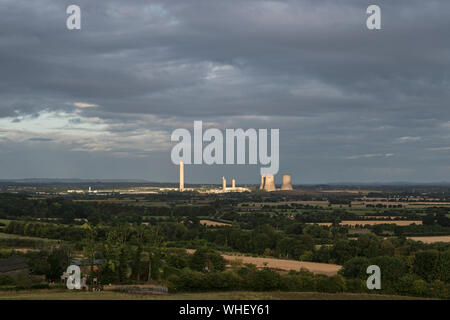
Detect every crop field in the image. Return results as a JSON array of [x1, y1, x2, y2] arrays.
[[221, 254, 342, 275], [340, 220, 422, 226], [200, 220, 232, 227], [307, 220, 422, 227], [185, 249, 342, 275], [408, 236, 450, 243]]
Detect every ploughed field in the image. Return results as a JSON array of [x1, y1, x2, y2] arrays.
[[185, 250, 342, 275]]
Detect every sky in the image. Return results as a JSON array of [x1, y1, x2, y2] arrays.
[[1, 0, 450, 184]]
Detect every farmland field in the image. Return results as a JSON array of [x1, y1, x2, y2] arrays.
[[340, 220, 422, 226], [200, 219, 232, 227], [1, 186, 449, 300], [185, 250, 342, 275], [307, 220, 422, 227], [408, 236, 450, 243], [222, 254, 342, 276], [0, 232, 60, 243], [0, 219, 12, 226]]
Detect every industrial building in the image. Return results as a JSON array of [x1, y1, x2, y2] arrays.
[[259, 174, 276, 191], [177, 162, 290, 193], [179, 161, 184, 191], [281, 174, 293, 190]]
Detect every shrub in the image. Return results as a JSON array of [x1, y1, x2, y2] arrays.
[[248, 269, 280, 291], [279, 274, 304, 291], [315, 275, 346, 293], [204, 271, 241, 291], [437, 249, 450, 282], [413, 250, 439, 282], [412, 279, 429, 296], [189, 248, 225, 272], [0, 275, 15, 286], [394, 274, 421, 296], [429, 280, 449, 299], [369, 256, 408, 284], [167, 269, 205, 292], [345, 278, 367, 293], [340, 257, 370, 279]]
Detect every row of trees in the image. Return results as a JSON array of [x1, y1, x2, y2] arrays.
[[81, 225, 225, 285], [340, 251, 450, 297], [371, 223, 450, 236], [168, 264, 450, 298], [6, 220, 450, 270], [0, 194, 215, 224], [5, 221, 88, 241]]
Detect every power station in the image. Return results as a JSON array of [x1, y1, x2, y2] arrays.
[[259, 174, 276, 192], [260, 173, 294, 192], [179, 161, 184, 191], [178, 162, 293, 193], [281, 174, 293, 190]]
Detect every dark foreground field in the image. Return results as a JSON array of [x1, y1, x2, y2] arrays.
[[0, 290, 426, 300]]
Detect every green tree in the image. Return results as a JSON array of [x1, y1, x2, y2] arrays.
[[437, 249, 450, 282], [46, 246, 72, 281], [189, 248, 225, 272], [370, 256, 407, 284], [340, 257, 371, 279], [413, 250, 439, 282]]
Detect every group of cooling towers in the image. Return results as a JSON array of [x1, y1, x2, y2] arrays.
[[178, 161, 293, 192], [258, 173, 293, 192]]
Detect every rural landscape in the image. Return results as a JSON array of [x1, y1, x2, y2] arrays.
[[0, 181, 449, 300], [1, 0, 450, 311]]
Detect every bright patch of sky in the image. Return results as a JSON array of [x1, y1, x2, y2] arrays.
[[0, 109, 107, 140]]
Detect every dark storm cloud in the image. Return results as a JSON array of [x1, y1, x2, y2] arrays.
[[0, 0, 450, 182]]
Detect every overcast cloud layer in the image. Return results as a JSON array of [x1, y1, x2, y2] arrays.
[[1, 0, 450, 184]]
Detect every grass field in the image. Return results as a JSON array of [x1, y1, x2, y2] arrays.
[[0, 232, 60, 243], [0, 289, 425, 300], [0, 219, 12, 226]]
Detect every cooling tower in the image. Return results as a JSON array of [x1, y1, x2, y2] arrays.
[[281, 174, 293, 190], [232, 179, 236, 189], [179, 161, 184, 191], [222, 176, 227, 191], [260, 174, 276, 192]]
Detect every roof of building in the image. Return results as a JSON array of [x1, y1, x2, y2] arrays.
[[71, 259, 103, 266], [0, 257, 28, 273]]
